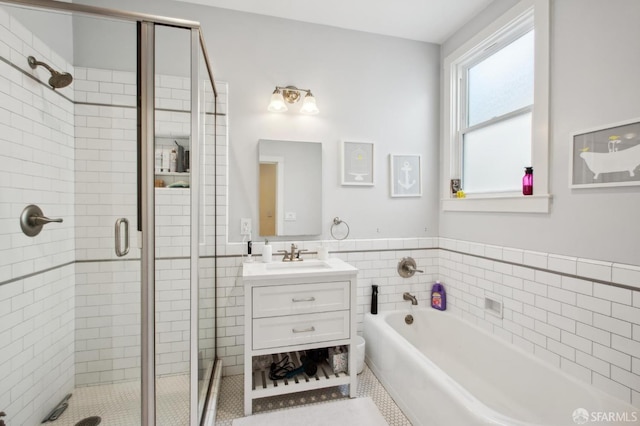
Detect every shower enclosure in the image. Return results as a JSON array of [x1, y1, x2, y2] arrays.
[[0, 0, 219, 424]]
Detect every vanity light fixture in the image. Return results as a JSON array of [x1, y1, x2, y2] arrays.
[[267, 85, 319, 115]]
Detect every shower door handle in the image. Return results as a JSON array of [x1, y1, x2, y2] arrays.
[[115, 218, 130, 257]]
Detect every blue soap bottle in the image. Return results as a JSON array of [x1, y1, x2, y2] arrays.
[[431, 281, 446, 311]]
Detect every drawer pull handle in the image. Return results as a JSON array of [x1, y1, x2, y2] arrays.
[[292, 297, 316, 302], [292, 326, 315, 333]]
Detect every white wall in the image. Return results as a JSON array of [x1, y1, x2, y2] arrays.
[[75, 0, 441, 243], [439, 0, 640, 266]]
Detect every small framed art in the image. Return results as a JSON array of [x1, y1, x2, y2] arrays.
[[390, 154, 422, 197], [570, 118, 640, 188], [341, 141, 374, 186]]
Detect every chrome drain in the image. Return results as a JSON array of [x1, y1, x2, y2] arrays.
[[405, 314, 414, 325], [75, 416, 101, 426]]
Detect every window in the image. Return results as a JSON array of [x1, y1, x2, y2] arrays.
[[442, 0, 550, 213], [463, 29, 533, 193]]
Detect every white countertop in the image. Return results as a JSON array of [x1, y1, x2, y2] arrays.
[[242, 257, 358, 281]]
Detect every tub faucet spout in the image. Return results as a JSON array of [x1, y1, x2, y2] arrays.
[[403, 292, 418, 305]]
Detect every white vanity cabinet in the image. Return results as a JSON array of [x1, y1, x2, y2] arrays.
[[242, 258, 358, 415]]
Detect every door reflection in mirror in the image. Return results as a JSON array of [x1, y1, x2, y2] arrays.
[[258, 139, 322, 237]]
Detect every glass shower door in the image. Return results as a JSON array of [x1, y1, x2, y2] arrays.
[[73, 11, 144, 425]]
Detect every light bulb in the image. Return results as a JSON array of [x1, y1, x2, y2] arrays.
[[300, 93, 319, 115], [267, 89, 287, 112]]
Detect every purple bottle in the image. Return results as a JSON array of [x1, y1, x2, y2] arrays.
[[522, 167, 533, 195], [431, 281, 446, 311]]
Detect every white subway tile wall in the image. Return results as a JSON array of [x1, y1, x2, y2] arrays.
[[0, 11, 75, 283], [439, 238, 640, 407], [0, 7, 76, 425], [0, 266, 75, 426], [74, 260, 140, 386]]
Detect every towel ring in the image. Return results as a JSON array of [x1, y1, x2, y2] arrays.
[[330, 217, 350, 240]]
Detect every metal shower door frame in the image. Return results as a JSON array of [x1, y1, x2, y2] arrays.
[[139, 20, 206, 426], [138, 20, 156, 426]]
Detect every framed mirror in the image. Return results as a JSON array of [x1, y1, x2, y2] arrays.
[[258, 139, 322, 237]]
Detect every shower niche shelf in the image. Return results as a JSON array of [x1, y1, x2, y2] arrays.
[[154, 136, 190, 188], [154, 172, 190, 188]]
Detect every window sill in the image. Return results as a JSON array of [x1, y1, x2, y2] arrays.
[[442, 194, 551, 213]]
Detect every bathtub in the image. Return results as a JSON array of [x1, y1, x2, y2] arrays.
[[364, 309, 638, 425]]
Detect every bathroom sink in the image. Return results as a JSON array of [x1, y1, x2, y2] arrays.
[[265, 261, 331, 271], [242, 258, 357, 280]]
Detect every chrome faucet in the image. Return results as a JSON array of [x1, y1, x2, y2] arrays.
[[403, 292, 418, 305]]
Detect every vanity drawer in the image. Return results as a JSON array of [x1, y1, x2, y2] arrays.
[[252, 281, 350, 318], [253, 310, 349, 350]]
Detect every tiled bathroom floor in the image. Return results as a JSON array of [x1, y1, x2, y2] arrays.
[[52, 374, 189, 426], [47, 365, 409, 425], [215, 364, 411, 426]]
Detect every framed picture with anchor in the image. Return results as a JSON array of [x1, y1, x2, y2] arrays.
[[390, 154, 422, 197]]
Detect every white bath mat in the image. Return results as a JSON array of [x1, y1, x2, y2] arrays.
[[232, 397, 388, 426]]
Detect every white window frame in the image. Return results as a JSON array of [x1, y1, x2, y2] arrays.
[[442, 0, 550, 213]]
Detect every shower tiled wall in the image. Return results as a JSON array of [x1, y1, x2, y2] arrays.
[[0, 10, 75, 281], [0, 265, 75, 426], [0, 7, 76, 425]]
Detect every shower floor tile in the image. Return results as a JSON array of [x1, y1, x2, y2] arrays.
[[52, 374, 188, 426], [215, 364, 411, 426]]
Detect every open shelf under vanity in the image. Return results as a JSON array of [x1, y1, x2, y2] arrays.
[[250, 350, 352, 399]]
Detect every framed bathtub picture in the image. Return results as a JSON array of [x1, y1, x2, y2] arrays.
[[570, 118, 640, 188], [341, 141, 374, 186], [390, 154, 422, 197]]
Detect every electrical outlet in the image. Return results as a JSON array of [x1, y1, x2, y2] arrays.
[[240, 218, 252, 235]]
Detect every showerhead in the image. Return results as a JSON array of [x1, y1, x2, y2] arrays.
[[27, 55, 73, 89]]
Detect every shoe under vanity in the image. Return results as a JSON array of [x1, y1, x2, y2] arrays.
[[242, 257, 358, 415]]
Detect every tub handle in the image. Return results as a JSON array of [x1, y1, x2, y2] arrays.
[[398, 257, 423, 278], [292, 297, 316, 302], [292, 326, 315, 333]]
